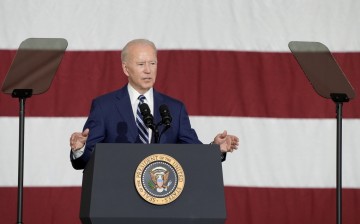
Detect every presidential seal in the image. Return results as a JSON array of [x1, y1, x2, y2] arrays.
[[134, 154, 185, 205]]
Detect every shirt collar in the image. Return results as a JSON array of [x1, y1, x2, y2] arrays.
[[127, 83, 153, 104]]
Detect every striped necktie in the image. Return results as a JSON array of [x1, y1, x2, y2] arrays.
[[136, 95, 149, 144]]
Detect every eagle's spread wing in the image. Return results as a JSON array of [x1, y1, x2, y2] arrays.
[[150, 172, 157, 184], [163, 171, 169, 185]]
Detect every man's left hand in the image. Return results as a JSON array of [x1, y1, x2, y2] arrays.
[[213, 130, 239, 153]]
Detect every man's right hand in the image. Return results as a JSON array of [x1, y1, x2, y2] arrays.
[[70, 128, 89, 151]]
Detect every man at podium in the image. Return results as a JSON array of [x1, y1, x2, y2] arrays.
[[69, 39, 239, 170]]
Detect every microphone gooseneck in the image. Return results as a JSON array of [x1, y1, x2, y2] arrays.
[[159, 104, 172, 140], [139, 103, 154, 128], [139, 103, 159, 143], [138, 103, 173, 144], [159, 104, 172, 127]]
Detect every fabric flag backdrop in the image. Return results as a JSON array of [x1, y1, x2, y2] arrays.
[[1, 0, 360, 223]]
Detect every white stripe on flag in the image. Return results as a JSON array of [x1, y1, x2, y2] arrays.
[[0, 0, 359, 51], [0, 117, 359, 188]]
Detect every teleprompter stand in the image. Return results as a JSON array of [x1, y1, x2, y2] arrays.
[[288, 41, 356, 224], [1, 38, 68, 224]]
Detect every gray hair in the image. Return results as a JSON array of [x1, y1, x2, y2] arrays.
[[121, 39, 157, 62]]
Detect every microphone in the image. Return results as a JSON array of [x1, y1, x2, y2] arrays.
[[159, 104, 172, 127], [139, 103, 154, 128]]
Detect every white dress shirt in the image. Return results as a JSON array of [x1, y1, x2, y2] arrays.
[[127, 84, 154, 142]]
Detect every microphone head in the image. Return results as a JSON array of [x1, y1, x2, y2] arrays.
[[139, 103, 151, 116], [139, 103, 154, 127], [159, 104, 172, 126]]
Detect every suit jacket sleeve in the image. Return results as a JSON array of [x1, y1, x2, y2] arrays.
[[70, 98, 106, 170], [176, 102, 202, 144], [176, 102, 226, 161]]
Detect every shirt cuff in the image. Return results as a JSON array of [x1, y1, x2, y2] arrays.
[[71, 144, 85, 159]]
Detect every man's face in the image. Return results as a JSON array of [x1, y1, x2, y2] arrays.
[[122, 44, 157, 94]]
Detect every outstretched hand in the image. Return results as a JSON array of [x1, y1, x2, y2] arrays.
[[213, 130, 239, 153], [70, 128, 89, 151]]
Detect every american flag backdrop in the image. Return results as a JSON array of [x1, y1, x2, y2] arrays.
[[1, 0, 360, 223]]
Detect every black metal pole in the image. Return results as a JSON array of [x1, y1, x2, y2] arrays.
[[16, 97, 26, 224], [12, 89, 32, 224], [330, 93, 348, 224], [335, 102, 343, 224]]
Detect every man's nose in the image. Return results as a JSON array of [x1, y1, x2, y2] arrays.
[[144, 63, 151, 73]]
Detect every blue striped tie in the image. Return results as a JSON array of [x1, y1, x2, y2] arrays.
[[136, 95, 149, 144]]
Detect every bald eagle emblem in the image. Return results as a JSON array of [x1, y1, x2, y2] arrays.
[[148, 167, 173, 193]]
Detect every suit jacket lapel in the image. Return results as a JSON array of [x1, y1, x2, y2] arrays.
[[153, 89, 167, 143], [115, 85, 138, 143]]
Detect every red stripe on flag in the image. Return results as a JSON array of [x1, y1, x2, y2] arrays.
[[0, 187, 82, 224], [225, 187, 360, 224], [0, 187, 359, 224], [1, 50, 359, 118]]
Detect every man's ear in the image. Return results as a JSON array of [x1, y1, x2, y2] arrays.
[[122, 62, 129, 77]]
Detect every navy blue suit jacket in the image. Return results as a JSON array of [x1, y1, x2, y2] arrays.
[[71, 85, 202, 169]]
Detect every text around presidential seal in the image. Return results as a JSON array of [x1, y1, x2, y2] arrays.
[[134, 154, 185, 205]]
